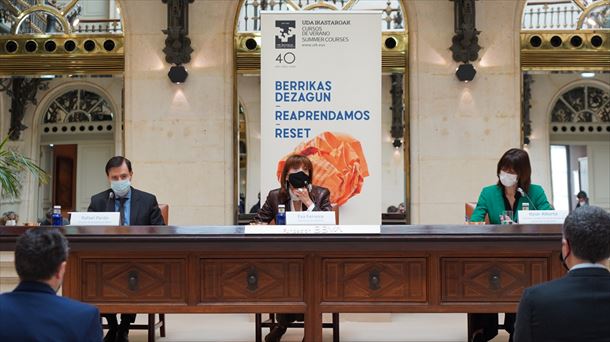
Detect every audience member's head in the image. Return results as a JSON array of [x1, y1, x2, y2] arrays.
[[576, 191, 589, 207], [1, 211, 19, 225], [398, 202, 406, 214], [387, 205, 398, 213], [562, 206, 610, 267], [15, 228, 70, 291]]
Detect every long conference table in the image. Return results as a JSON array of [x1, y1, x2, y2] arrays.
[[0, 224, 564, 341]]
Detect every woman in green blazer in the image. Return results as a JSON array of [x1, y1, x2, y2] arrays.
[[469, 148, 553, 342], [471, 149, 553, 224]]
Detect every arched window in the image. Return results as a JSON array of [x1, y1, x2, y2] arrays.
[[551, 84, 610, 123], [41, 87, 115, 135], [0, 0, 123, 35]]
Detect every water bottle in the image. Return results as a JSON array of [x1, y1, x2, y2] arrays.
[[276, 204, 286, 225], [52, 205, 63, 226], [522, 202, 530, 211]]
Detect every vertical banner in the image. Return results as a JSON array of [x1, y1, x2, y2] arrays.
[[261, 11, 381, 224]]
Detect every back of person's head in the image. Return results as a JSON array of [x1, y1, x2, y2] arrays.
[[387, 205, 398, 213], [15, 228, 69, 282], [576, 191, 588, 200], [563, 206, 610, 263]]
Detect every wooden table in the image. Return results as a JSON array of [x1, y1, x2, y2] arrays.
[[0, 224, 564, 341]]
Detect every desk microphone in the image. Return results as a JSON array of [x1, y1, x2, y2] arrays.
[[107, 191, 115, 208], [517, 187, 537, 210]]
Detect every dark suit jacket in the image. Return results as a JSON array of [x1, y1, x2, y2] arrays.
[[0, 281, 103, 341], [252, 185, 332, 223], [514, 267, 610, 342], [87, 187, 165, 225]]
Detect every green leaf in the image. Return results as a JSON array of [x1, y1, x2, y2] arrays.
[[0, 134, 49, 199]]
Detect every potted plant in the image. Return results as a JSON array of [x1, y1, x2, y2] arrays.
[[0, 134, 48, 199]]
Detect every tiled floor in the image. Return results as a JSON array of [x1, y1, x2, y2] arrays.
[[123, 313, 510, 342]]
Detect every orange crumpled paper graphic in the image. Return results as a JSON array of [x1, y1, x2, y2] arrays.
[[276, 131, 369, 207]]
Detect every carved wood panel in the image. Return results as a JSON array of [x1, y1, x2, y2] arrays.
[[322, 258, 427, 302], [81, 258, 186, 303], [441, 258, 548, 302], [200, 259, 303, 302]]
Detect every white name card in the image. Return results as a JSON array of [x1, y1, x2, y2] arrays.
[[245, 225, 381, 235], [518, 210, 569, 224], [69, 212, 120, 226], [286, 211, 336, 225]]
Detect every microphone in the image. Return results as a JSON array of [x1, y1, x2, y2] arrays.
[[517, 187, 538, 210], [109, 191, 115, 200]]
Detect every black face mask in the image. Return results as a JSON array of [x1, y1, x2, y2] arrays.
[[287, 171, 310, 189]]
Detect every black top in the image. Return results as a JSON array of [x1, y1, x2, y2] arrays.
[[514, 267, 610, 342]]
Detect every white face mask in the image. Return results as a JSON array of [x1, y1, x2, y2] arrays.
[[499, 171, 518, 187], [111, 179, 131, 198]]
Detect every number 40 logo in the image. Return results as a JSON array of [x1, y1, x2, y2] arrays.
[[275, 52, 296, 64]]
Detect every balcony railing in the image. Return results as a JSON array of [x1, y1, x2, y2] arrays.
[[236, 0, 405, 32], [74, 19, 122, 33], [523, 1, 582, 29], [523, 0, 610, 30]]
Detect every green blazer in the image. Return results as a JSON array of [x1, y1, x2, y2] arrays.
[[471, 184, 553, 224]]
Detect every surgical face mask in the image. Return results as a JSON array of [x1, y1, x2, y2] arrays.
[[499, 171, 518, 187], [111, 179, 131, 197]]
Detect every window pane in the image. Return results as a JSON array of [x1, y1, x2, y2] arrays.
[[550, 145, 570, 210]]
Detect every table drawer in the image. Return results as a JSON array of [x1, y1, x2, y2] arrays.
[[81, 258, 186, 303], [441, 258, 548, 302], [322, 258, 427, 302], [200, 259, 303, 302]]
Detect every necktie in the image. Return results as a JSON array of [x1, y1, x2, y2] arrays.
[[119, 197, 127, 225]]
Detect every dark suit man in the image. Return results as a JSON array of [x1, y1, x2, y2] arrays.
[[514, 206, 610, 342], [0, 228, 103, 341], [88, 156, 165, 342]]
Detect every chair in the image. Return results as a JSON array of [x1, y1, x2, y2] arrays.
[[159, 203, 169, 225], [465, 202, 489, 224], [255, 313, 340, 342], [102, 204, 170, 342]]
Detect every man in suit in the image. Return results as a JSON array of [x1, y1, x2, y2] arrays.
[[88, 156, 165, 342], [0, 228, 103, 341], [514, 206, 610, 342]]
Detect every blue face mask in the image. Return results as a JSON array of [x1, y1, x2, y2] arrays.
[[111, 179, 131, 198]]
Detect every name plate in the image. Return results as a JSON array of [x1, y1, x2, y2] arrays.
[[69, 212, 120, 226], [244, 225, 381, 235], [286, 211, 336, 225], [518, 210, 569, 224]]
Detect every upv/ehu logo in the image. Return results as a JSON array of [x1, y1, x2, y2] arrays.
[[275, 20, 296, 49]]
